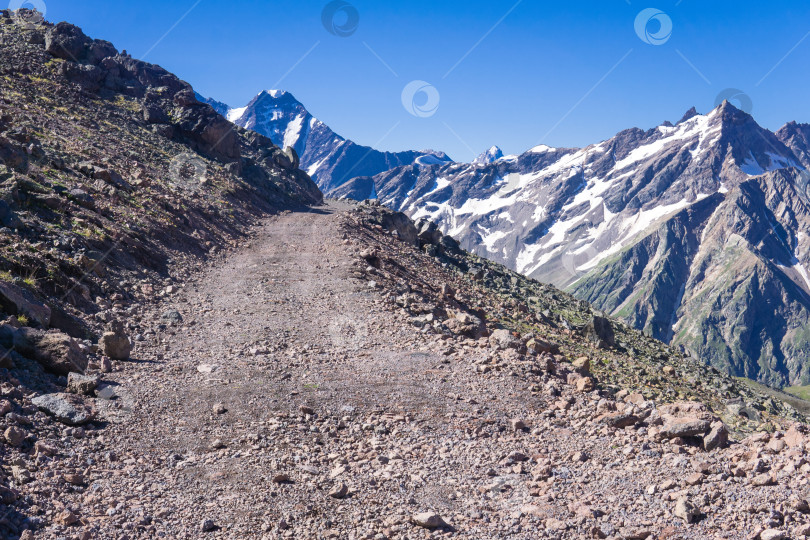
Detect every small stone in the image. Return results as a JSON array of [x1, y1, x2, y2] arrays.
[[511, 419, 527, 431], [64, 473, 84, 486], [67, 372, 99, 396], [674, 496, 699, 524], [100, 357, 113, 373], [99, 331, 131, 360], [272, 474, 291, 484], [200, 519, 216, 532], [55, 510, 78, 526], [571, 451, 588, 463], [299, 405, 315, 415], [685, 473, 703, 486], [576, 377, 594, 393], [212, 403, 227, 415], [411, 512, 446, 529], [751, 473, 775, 487], [161, 310, 183, 325], [329, 483, 348, 499], [766, 439, 786, 453], [760, 530, 786, 540], [572, 356, 590, 373], [0, 400, 13, 415], [4, 426, 25, 447], [211, 439, 226, 449], [663, 365, 676, 376], [11, 466, 32, 485]]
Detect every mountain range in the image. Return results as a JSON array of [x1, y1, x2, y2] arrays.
[[332, 103, 810, 388], [198, 90, 452, 193], [199, 87, 810, 389]]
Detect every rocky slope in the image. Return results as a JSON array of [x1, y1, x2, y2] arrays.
[[345, 104, 810, 388], [199, 90, 452, 193], [0, 8, 320, 331], [0, 3, 320, 466], [3, 199, 810, 539]]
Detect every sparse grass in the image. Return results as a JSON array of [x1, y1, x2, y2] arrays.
[[17, 314, 29, 326], [786, 384, 810, 402]]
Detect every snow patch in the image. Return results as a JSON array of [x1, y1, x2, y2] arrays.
[[227, 107, 247, 123]]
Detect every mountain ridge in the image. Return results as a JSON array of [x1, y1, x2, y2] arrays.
[[342, 102, 810, 387]]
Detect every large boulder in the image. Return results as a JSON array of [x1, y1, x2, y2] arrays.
[[0, 200, 22, 229], [380, 211, 418, 246], [655, 401, 721, 445], [45, 22, 92, 61], [31, 393, 95, 425], [490, 329, 525, 352], [0, 136, 28, 171], [16, 329, 88, 375], [415, 219, 443, 246], [0, 280, 50, 328], [444, 311, 486, 339], [99, 331, 131, 360], [581, 316, 615, 348]]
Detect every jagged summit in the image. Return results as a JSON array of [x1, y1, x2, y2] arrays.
[[677, 106, 700, 125], [473, 145, 505, 165]]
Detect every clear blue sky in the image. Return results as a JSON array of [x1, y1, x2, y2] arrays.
[[37, 0, 810, 161]]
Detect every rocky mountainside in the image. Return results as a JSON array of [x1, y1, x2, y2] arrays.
[[344, 103, 810, 388], [0, 5, 319, 424], [198, 90, 452, 193]]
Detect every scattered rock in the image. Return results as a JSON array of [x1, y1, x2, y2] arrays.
[[411, 512, 446, 530], [328, 483, 348, 499], [581, 316, 615, 348], [99, 331, 131, 360], [31, 393, 95, 425], [3, 425, 25, 447], [67, 372, 99, 395], [674, 496, 699, 524]]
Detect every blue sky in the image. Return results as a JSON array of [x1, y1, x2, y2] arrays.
[[36, 0, 810, 161]]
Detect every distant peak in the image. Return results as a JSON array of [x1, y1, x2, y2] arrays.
[[677, 107, 699, 125], [714, 99, 750, 117], [473, 146, 504, 165], [256, 89, 300, 104]]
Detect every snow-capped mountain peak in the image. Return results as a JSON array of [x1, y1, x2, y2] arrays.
[[197, 90, 453, 193], [473, 145, 505, 165]]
